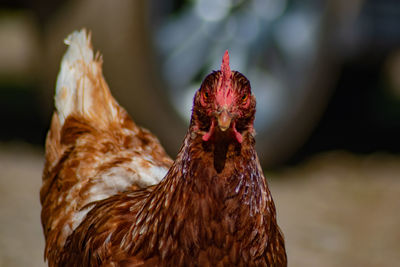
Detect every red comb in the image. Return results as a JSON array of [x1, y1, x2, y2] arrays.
[[215, 50, 233, 107], [221, 50, 231, 82]]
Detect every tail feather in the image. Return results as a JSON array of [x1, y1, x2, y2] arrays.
[[41, 29, 173, 264], [55, 29, 117, 127]]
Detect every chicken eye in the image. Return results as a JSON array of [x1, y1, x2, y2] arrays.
[[241, 93, 248, 103], [200, 90, 210, 106]]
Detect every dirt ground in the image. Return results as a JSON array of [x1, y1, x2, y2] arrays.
[[0, 143, 399, 267]]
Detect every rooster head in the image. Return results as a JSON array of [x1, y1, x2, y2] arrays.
[[192, 50, 256, 144]]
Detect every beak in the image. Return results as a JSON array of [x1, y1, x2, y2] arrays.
[[217, 109, 232, 132]]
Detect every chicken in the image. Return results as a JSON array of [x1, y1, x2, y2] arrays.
[[41, 29, 287, 266]]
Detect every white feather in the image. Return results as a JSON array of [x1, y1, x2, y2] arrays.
[[54, 29, 99, 125]]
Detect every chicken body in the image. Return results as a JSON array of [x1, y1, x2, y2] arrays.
[[41, 29, 287, 266], [40, 30, 172, 265]]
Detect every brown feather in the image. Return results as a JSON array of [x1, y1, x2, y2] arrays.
[[41, 30, 172, 266]]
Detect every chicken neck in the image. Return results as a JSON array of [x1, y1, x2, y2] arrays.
[[126, 125, 279, 263]]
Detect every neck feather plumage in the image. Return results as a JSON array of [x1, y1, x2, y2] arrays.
[[126, 125, 278, 263]]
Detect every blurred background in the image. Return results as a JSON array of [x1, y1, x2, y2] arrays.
[[0, 0, 399, 266]]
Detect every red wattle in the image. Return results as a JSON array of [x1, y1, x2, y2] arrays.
[[232, 121, 243, 143], [202, 120, 215, 141]]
